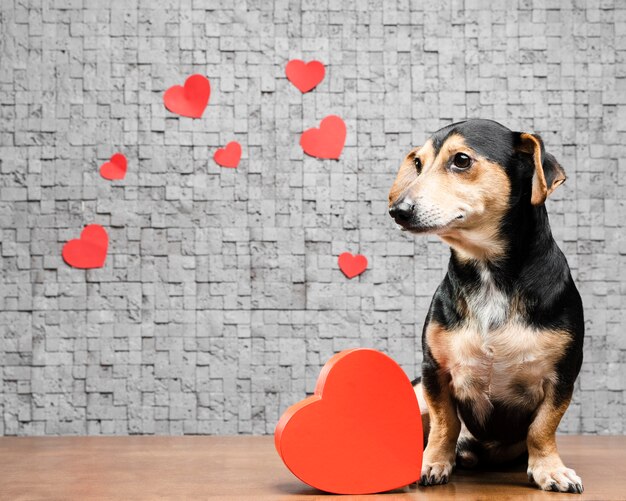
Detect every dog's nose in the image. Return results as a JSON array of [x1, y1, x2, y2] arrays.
[[389, 202, 414, 222]]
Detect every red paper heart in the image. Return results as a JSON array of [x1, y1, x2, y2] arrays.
[[163, 74, 211, 118], [338, 252, 368, 278], [300, 115, 346, 160], [275, 348, 422, 494], [99, 153, 127, 180], [62, 225, 109, 269], [214, 141, 241, 168], [285, 59, 325, 93]]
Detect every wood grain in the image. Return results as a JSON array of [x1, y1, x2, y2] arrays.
[[0, 435, 621, 500]]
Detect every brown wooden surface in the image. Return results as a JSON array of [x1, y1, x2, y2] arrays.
[[0, 435, 622, 500]]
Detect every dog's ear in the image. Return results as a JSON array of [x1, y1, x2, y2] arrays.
[[514, 132, 566, 205]]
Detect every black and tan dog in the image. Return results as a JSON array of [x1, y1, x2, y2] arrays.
[[388, 119, 584, 493]]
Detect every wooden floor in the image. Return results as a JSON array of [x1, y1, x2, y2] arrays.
[[0, 435, 622, 500]]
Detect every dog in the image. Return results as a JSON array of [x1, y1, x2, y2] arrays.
[[388, 119, 584, 493]]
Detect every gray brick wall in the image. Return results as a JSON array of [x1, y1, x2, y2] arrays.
[[0, 0, 624, 436]]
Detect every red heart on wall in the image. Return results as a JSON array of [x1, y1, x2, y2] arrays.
[[214, 141, 241, 168], [300, 115, 346, 160], [285, 59, 325, 93], [62, 225, 109, 269], [275, 348, 422, 494], [338, 252, 368, 278], [163, 74, 211, 118], [99, 153, 127, 180]]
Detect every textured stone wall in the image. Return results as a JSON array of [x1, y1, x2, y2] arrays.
[[1, 0, 624, 435]]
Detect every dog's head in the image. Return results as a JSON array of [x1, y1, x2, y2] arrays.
[[388, 119, 566, 260]]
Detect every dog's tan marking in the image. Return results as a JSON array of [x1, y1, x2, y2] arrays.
[[388, 140, 436, 206], [527, 389, 570, 459], [421, 366, 461, 484], [516, 133, 566, 206], [426, 319, 571, 426], [527, 387, 583, 492], [521, 133, 548, 206], [439, 219, 507, 262], [388, 151, 417, 206]]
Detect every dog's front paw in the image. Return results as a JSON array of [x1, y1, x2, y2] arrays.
[[418, 460, 454, 486], [527, 461, 583, 493]]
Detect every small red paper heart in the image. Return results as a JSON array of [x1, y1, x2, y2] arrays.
[[338, 252, 367, 279], [163, 74, 211, 118], [62, 224, 109, 269], [99, 153, 127, 180], [285, 59, 325, 93], [275, 348, 422, 495], [214, 141, 241, 168], [300, 115, 346, 160]]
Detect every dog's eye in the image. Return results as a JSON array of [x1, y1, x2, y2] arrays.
[[414, 156, 422, 173], [452, 152, 472, 170]]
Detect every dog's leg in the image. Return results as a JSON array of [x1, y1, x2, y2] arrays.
[[412, 380, 430, 446], [526, 387, 583, 494], [484, 440, 527, 464], [418, 370, 461, 486], [457, 435, 527, 469], [455, 422, 481, 468]]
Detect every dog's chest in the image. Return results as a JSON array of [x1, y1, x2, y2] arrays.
[[465, 266, 509, 332], [448, 323, 549, 396], [439, 321, 571, 425], [428, 271, 570, 425]]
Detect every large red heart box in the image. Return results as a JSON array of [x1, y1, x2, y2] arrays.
[[275, 348, 423, 494]]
